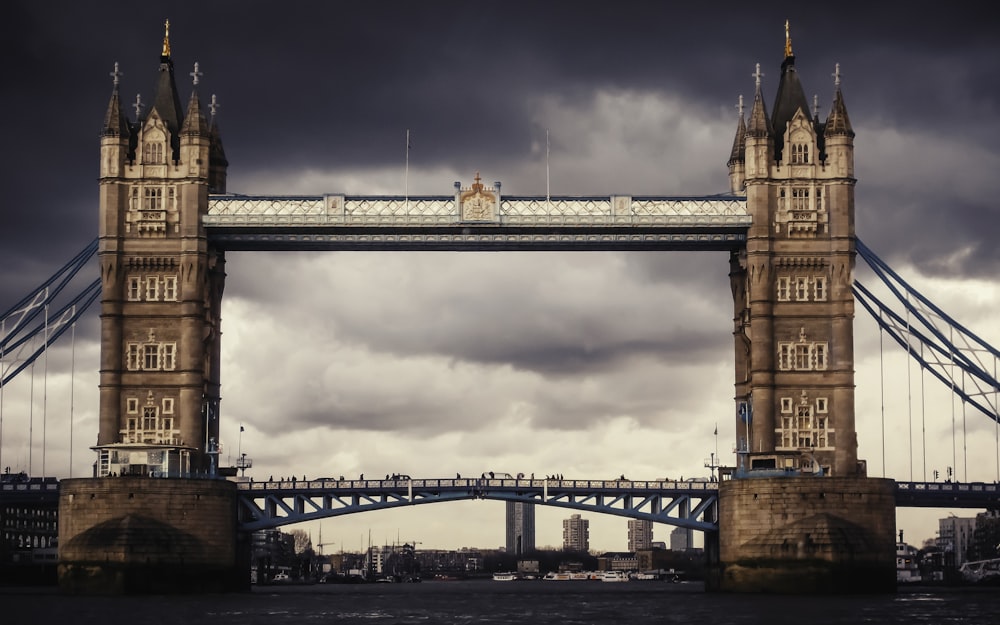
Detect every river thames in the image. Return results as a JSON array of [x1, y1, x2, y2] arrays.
[[4, 581, 1000, 624]]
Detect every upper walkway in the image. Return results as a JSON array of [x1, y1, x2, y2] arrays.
[[203, 193, 750, 251], [233, 476, 1000, 532]]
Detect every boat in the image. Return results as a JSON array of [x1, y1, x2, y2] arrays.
[[895, 542, 922, 584], [493, 571, 520, 581], [543, 572, 571, 581], [959, 558, 1000, 585], [600, 571, 629, 582]]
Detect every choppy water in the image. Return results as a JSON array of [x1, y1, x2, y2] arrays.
[[4, 581, 1000, 625]]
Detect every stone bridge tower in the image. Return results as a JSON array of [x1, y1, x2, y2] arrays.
[[95, 22, 228, 478], [713, 26, 895, 594], [728, 29, 859, 478]]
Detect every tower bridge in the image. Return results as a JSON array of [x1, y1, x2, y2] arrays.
[[1, 22, 996, 594]]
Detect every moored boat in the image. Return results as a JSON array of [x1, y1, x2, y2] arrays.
[[493, 571, 521, 581]]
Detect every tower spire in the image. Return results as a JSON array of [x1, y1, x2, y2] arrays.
[[784, 19, 793, 59], [162, 19, 171, 59]]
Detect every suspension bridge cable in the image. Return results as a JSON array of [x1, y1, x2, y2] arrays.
[[920, 343, 927, 482], [69, 318, 76, 479]]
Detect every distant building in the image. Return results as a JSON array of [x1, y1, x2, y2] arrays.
[[562, 514, 590, 552], [505, 501, 535, 555], [970, 510, 1000, 562], [937, 515, 976, 567], [627, 519, 653, 551], [670, 526, 692, 551]]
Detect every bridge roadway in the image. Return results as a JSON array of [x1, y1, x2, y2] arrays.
[[235, 476, 1000, 532]]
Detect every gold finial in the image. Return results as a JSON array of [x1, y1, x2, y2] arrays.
[[162, 19, 171, 58], [784, 20, 793, 58]]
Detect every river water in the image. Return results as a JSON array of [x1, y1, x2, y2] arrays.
[[4, 581, 1000, 625]]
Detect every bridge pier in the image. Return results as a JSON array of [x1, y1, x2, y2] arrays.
[[708, 477, 896, 593], [57, 477, 247, 594]]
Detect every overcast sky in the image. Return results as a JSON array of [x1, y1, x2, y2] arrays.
[[2, 1, 1000, 552]]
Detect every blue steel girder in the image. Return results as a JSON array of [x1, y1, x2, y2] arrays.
[[236, 478, 719, 532]]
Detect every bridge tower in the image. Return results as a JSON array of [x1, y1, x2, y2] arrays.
[[58, 23, 243, 594], [713, 26, 895, 593], [93, 23, 228, 478]]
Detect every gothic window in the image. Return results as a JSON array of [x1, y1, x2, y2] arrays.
[[777, 341, 829, 371], [778, 344, 792, 370], [127, 276, 142, 301], [161, 344, 176, 371], [794, 277, 809, 300], [163, 276, 178, 301], [775, 397, 833, 451], [795, 344, 811, 369], [791, 188, 810, 211], [143, 142, 164, 164], [791, 143, 809, 164], [145, 276, 159, 301], [143, 187, 163, 211], [142, 406, 158, 432], [126, 344, 141, 371], [143, 344, 160, 370], [814, 276, 827, 301], [777, 277, 791, 301]]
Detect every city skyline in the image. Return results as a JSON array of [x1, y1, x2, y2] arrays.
[[2, 2, 1000, 552]]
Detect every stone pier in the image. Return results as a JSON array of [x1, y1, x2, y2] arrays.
[[58, 477, 247, 594], [709, 476, 896, 593]]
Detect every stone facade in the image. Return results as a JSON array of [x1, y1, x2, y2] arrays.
[[96, 25, 227, 478], [58, 477, 246, 594], [711, 477, 896, 593]]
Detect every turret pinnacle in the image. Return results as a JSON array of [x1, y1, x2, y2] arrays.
[[102, 62, 129, 137], [150, 19, 184, 160], [746, 64, 771, 139], [825, 64, 854, 138], [728, 95, 747, 166]]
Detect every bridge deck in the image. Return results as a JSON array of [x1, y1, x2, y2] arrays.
[[204, 194, 750, 251]]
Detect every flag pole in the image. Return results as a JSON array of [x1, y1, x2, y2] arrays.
[[545, 129, 550, 209], [405, 129, 410, 213]]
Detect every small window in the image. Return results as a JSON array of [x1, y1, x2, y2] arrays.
[[778, 343, 792, 370], [163, 275, 178, 301], [795, 344, 811, 370], [127, 276, 142, 301], [145, 276, 159, 301], [126, 344, 141, 371], [814, 344, 828, 370], [814, 276, 827, 301], [776, 277, 791, 302], [816, 397, 828, 413], [126, 398, 139, 414], [162, 397, 174, 414], [780, 397, 793, 413], [127, 417, 138, 431], [795, 277, 809, 300], [161, 343, 176, 371]]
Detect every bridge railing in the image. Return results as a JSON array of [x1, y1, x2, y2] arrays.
[[236, 477, 718, 492]]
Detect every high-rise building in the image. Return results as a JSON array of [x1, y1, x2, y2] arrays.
[[505, 501, 535, 555], [627, 519, 653, 551], [562, 514, 590, 552], [937, 515, 976, 567], [670, 526, 691, 551]]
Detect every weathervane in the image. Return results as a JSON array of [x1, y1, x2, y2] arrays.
[[133, 93, 144, 118], [832, 63, 842, 87], [110, 62, 122, 87], [209, 94, 219, 118], [190, 62, 202, 86], [737, 94, 744, 118], [812, 94, 820, 118], [784, 19, 793, 58], [753, 63, 764, 88]]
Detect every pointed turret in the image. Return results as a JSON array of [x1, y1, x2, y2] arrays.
[[824, 64, 854, 138], [149, 20, 185, 161], [180, 68, 208, 136], [100, 63, 131, 180], [208, 94, 228, 194], [769, 21, 811, 162], [744, 63, 773, 179], [728, 95, 747, 193], [102, 63, 130, 138], [824, 63, 855, 179]]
